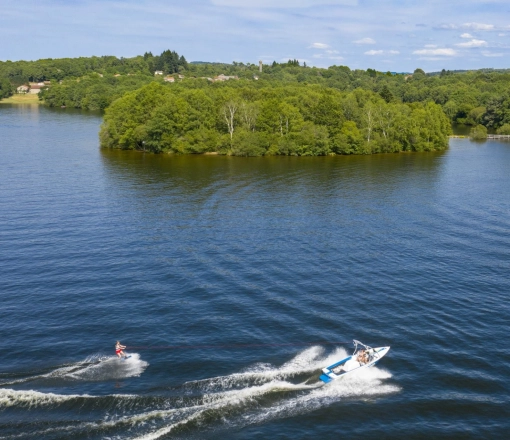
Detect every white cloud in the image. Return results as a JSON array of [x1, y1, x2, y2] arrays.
[[364, 49, 399, 55], [353, 37, 376, 44], [482, 51, 504, 57], [460, 33, 473, 38], [436, 23, 458, 29], [456, 39, 488, 47], [498, 33, 506, 37], [211, 0, 358, 7], [424, 44, 437, 48], [413, 48, 457, 56], [417, 57, 445, 61], [313, 53, 343, 60], [310, 43, 329, 49], [462, 22, 494, 30], [310, 43, 342, 61]]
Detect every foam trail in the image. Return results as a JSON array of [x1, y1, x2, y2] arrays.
[[0, 355, 105, 386], [132, 346, 398, 440], [66, 353, 149, 381], [246, 367, 401, 428], [184, 346, 346, 392], [0, 388, 92, 408], [0, 347, 398, 440], [0, 353, 148, 386]]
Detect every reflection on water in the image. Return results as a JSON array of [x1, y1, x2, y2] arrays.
[[99, 149, 445, 204]]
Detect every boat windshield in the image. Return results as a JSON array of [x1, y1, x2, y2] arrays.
[[352, 339, 372, 355]]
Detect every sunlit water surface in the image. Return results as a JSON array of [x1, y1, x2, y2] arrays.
[[0, 105, 509, 439]]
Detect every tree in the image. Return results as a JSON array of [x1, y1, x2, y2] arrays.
[[332, 121, 363, 154], [341, 93, 361, 123], [409, 102, 451, 151], [295, 122, 330, 155], [0, 78, 13, 98], [258, 99, 303, 136], [222, 99, 239, 144], [366, 68, 377, 78], [311, 92, 344, 136], [443, 100, 458, 121], [467, 106, 485, 125], [379, 85, 393, 103], [496, 123, 510, 135], [470, 124, 487, 140], [239, 101, 259, 131], [362, 102, 376, 143], [374, 102, 396, 141]]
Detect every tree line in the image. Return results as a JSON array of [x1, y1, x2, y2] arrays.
[[185, 63, 510, 133], [3, 50, 510, 137], [0, 49, 187, 91], [99, 81, 451, 156], [40, 74, 154, 110]]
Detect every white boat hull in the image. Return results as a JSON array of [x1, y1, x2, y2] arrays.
[[320, 346, 390, 383]]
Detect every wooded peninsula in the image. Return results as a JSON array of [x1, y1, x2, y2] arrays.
[[2, 50, 510, 156]]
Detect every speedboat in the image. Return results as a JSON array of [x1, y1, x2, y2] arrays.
[[320, 340, 390, 383]]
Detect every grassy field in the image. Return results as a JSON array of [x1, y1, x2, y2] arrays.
[[0, 94, 41, 104]]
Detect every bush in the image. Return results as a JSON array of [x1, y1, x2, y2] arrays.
[[496, 123, 510, 135], [231, 130, 268, 156], [470, 124, 487, 140]]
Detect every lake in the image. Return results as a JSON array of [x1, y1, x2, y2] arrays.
[[0, 104, 509, 439]]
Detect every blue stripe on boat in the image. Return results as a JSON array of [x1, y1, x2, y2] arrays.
[[320, 374, 332, 383]]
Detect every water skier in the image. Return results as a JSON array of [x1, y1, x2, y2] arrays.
[[115, 341, 127, 358]]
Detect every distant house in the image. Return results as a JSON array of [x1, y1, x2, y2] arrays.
[[178, 74, 185, 79], [253, 75, 259, 80], [154, 70, 163, 76], [17, 85, 29, 94], [28, 84, 43, 94], [214, 74, 239, 82], [164, 76, 175, 83], [114, 74, 121, 77]]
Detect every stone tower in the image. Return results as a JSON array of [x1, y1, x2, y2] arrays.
[[259, 60, 263, 72]]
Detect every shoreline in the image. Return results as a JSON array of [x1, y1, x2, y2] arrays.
[[0, 94, 41, 104]]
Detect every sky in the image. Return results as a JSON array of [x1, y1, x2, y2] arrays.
[[1, 0, 510, 72]]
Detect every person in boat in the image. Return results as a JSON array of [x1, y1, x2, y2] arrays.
[[115, 341, 127, 358], [356, 349, 368, 364]]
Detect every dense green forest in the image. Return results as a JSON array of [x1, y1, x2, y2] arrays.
[[0, 50, 186, 85], [2, 51, 510, 130], [99, 81, 451, 156], [3, 49, 510, 153], [0, 50, 187, 109]]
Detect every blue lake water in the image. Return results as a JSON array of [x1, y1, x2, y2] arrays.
[[0, 104, 509, 439]]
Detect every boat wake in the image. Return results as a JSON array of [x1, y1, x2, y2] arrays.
[[0, 353, 149, 387], [0, 347, 399, 439]]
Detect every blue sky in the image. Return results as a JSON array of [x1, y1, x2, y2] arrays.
[[1, 0, 509, 71]]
